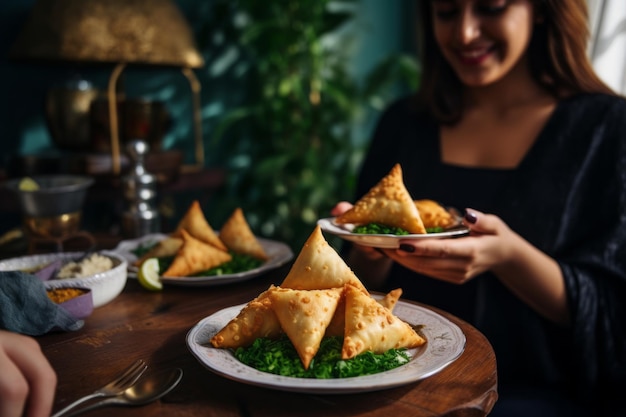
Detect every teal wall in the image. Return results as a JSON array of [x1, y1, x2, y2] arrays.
[[0, 0, 416, 170]]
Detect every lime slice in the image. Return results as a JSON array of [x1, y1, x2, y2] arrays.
[[137, 258, 162, 291], [18, 177, 40, 191]]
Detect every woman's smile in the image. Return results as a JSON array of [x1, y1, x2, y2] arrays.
[[456, 45, 497, 66], [432, 0, 534, 87]]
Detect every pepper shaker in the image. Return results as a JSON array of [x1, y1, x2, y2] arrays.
[[121, 139, 160, 237]]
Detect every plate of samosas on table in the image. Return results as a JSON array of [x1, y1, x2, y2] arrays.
[[318, 163, 469, 249], [113, 201, 293, 287], [186, 225, 466, 393]]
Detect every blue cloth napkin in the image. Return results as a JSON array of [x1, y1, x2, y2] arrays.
[[0, 271, 83, 335]]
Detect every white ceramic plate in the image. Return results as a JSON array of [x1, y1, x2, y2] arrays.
[[186, 298, 465, 394], [317, 218, 469, 249], [112, 234, 294, 287]]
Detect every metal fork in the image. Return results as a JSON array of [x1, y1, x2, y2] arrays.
[[51, 359, 147, 417]]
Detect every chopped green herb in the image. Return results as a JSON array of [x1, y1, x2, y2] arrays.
[[353, 223, 446, 235], [234, 336, 411, 379], [352, 223, 410, 235], [195, 253, 263, 276], [157, 252, 263, 277], [131, 241, 159, 258]]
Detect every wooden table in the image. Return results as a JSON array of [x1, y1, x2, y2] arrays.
[[38, 265, 498, 417]]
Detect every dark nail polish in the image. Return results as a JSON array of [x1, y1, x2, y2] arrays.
[[464, 211, 477, 224], [399, 244, 415, 253]]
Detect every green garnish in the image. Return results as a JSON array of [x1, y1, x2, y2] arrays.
[[352, 223, 410, 235], [352, 223, 446, 235], [157, 252, 263, 277], [198, 253, 264, 276], [132, 241, 159, 258], [234, 336, 410, 379]]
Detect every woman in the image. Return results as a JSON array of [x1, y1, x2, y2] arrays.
[[333, 1, 626, 415]]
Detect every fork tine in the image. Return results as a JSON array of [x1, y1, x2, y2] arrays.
[[116, 361, 148, 389], [51, 359, 148, 417], [110, 359, 147, 389]]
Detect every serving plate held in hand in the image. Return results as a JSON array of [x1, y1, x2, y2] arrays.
[[317, 217, 469, 249], [186, 298, 465, 394]]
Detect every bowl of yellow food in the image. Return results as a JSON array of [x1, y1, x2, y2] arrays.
[[47, 287, 94, 320], [0, 251, 127, 308]]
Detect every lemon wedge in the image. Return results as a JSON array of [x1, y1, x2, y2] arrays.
[[137, 258, 162, 291], [18, 177, 40, 191]]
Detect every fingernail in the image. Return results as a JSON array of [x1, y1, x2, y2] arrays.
[[464, 210, 477, 224], [399, 244, 415, 253]]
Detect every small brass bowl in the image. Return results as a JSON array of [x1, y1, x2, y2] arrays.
[[23, 212, 82, 238]]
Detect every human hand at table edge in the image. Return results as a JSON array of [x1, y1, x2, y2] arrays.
[[0, 329, 56, 417]]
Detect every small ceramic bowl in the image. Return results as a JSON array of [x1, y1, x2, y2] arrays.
[[44, 252, 128, 308], [47, 287, 94, 320], [0, 251, 128, 308]]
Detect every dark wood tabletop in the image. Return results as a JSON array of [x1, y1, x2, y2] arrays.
[[38, 263, 498, 417]]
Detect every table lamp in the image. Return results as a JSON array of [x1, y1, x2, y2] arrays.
[[10, 0, 205, 175]]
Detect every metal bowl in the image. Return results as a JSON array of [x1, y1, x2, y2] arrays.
[[4, 175, 94, 218]]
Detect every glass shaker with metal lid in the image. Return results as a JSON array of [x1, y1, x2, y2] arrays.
[[121, 139, 160, 237]]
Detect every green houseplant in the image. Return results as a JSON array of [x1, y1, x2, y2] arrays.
[[198, 0, 419, 251]]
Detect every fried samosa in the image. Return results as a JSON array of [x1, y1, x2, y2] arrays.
[[162, 229, 232, 277], [133, 236, 183, 267], [335, 164, 426, 234], [342, 284, 425, 360], [219, 208, 268, 261], [325, 287, 403, 338], [280, 225, 367, 293], [210, 286, 282, 349], [414, 199, 457, 229], [269, 286, 343, 369], [172, 200, 227, 251], [379, 288, 402, 312]]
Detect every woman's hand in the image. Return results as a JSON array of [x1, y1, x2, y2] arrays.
[[390, 209, 569, 324], [389, 209, 515, 284], [0, 330, 57, 417]]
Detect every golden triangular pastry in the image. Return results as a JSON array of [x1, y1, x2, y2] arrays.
[[335, 164, 426, 234], [219, 208, 268, 261], [210, 286, 282, 349], [172, 200, 227, 251], [342, 284, 425, 360], [280, 226, 367, 293], [325, 287, 403, 338], [324, 290, 346, 338], [414, 199, 457, 229], [133, 236, 183, 267], [379, 288, 402, 312], [269, 286, 343, 369], [163, 229, 232, 277]]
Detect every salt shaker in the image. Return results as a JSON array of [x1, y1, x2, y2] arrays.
[[121, 139, 160, 237]]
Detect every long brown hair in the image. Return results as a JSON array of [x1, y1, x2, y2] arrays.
[[416, 0, 616, 124]]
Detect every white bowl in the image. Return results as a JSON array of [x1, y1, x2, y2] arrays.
[[0, 251, 127, 308]]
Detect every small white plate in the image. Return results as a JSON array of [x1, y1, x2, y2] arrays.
[[317, 218, 469, 249], [111, 234, 294, 287], [186, 298, 465, 394]]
